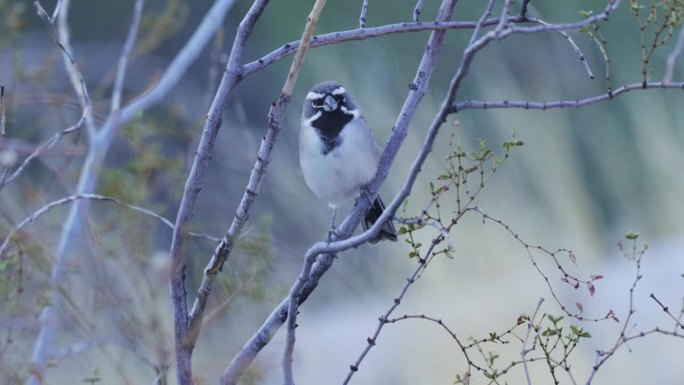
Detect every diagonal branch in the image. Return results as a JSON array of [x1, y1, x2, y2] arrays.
[[0, 112, 85, 191]]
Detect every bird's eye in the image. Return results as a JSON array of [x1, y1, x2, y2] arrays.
[[334, 95, 345, 103], [312, 99, 324, 108]]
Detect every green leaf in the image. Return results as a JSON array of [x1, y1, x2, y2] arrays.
[[464, 165, 479, 174], [625, 232, 640, 240]]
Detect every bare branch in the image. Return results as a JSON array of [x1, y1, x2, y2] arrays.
[[221, 1, 459, 383], [281, 1, 329, 384], [664, 26, 684, 82], [343, 0, 516, 379], [0, 193, 219, 259], [649, 293, 684, 331], [413, 0, 424, 21], [453, 82, 684, 112], [168, 1, 269, 383], [27, 1, 237, 381], [532, 17, 594, 79], [0, 85, 5, 138], [521, 298, 545, 385], [468, 0, 497, 47], [111, 0, 145, 112], [519, 0, 531, 19], [242, 18, 521, 77], [359, 0, 368, 28], [117, 0, 238, 126], [0, 113, 85, 191], [52, 337, 157, 369], [35, 0, 97, 135]]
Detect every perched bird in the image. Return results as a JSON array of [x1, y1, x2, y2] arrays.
[[299, 80, 397, 243]]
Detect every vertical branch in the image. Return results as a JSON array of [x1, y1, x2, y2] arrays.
[[664, 26, 684, 82], [413, 0, 425, 21], [468, 0, 497, 47], [359, 0, 368, 28], [168, 1, 270, 384], [0, 86, 5, 138], [0, 86, 6, 189], [111, 0, 145, 112], [282, 3, 328, 381]]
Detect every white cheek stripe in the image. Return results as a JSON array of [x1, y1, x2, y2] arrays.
[[304, 111, 322, 126], [331, 87, 346, 95], [306, 91, 325, 100], [341, 106, 360, 119]]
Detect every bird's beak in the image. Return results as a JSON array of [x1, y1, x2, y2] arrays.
[[323, 95, 338, 112]]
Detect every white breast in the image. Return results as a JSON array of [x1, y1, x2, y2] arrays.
[[299, 118, 382, 207]]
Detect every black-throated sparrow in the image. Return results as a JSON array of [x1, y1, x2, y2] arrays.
[[299, 80, 397, 243]]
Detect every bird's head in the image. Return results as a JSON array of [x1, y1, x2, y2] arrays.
[[303, 81, 359, 122]]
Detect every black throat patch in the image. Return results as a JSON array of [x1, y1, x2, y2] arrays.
[[311, 108, 354, 155]]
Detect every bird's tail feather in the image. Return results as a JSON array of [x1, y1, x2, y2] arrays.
[[362, 196, 398, 244]]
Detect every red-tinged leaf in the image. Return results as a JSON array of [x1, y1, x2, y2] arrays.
[[591, 274, 604, 280], [607, 310, 619, 322], [576, 302, 584, 312], [587, 282, 596, 296], [569, 252, 577, 265]]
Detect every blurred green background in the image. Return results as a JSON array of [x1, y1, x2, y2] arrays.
[[0, 0, 682, 384]]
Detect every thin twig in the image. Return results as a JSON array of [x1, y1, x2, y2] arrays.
[[468, 0, 497, 47], [664, 26, 684, 82], [521, 298, 545, 385], [0, 193, 219, 258], [36, 0, 98, 135], [52, 337, 156, 369], [0, 112, 85, 191], [111, 0, 145, 112], [413, 0, 424, 22], [359, 0, 368, 28], [533, 17, 594, 79], [453, 82, 684, 112], [0, 85, 5, 137], [650, 293, 684, 330]]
